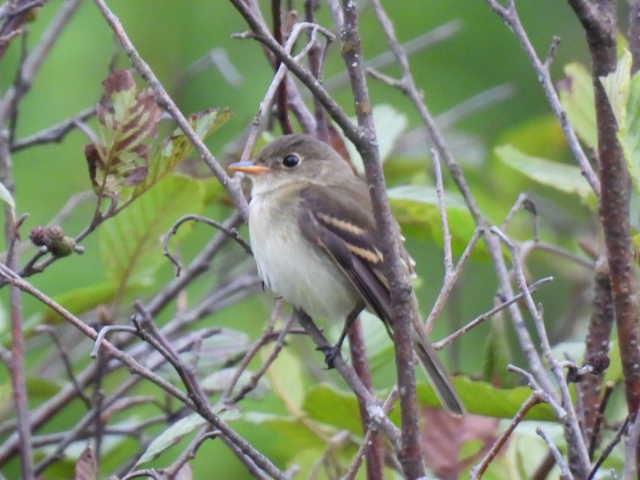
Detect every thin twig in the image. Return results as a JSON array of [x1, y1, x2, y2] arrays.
[[0, 132, 33, 480], [294, 310, 402, 452], [10, 106, 96, 151], [341, 388, 398, 480], [471, 393, 542, 480], [492, 226, 590, 471], [588, 415, 630, 480], [163, 214, 252, 276], [0, 264, 286, 479], [536, 427, 573, 480], [434, 276, 553, 350]]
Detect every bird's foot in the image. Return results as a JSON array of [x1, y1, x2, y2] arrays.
[[316, 344, 341, 369]]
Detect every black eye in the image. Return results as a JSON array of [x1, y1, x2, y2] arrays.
[[282, 154, 300, 168]]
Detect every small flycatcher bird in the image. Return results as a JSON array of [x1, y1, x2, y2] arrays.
[[229, 133, 464, 415]]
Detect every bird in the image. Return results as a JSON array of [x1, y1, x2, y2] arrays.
[[229, 133, 464, 415]]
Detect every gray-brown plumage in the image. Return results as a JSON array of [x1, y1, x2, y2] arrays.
[[229, 133, 464, 415]]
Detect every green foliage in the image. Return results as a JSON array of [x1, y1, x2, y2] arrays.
[[601, 49, 640, 189], [136, 413, 214, 465], [559, 62, 597, 150], [495, 145, 593, 200], [43, 281, 122, 324], [388, 185, 478, 255], [99, 174, 206, 289], [129, 107, 231, 201]]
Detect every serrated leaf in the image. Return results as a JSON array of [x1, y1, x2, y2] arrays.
[[387, 185, 478, 256], [86, 70, 162, 197], [496, 145, 593, 199], [99, 174, 206, 289], [128, 108, 231, 201], [559, 63, 597, 149], [600, 49, 632, 128]]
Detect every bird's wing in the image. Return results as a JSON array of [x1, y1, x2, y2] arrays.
[[298, 182, 465, 415], [297, 182, 395, 327]]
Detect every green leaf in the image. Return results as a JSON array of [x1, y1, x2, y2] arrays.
[[86, 70, 162, 197], [416, 377, 554, 420], [136, 413, 207, 465], [303, 378, 555, 437], [303, 384, 363, 434], [482, 321, 515, 388], [99, 174, 206, 289], [266, 348, 306, 414], [619, 66, 640, 188], [387, 185, 478, 256], [559, 63, 597, 149], [600, 49, 632, 128], [42, 281, 131, 324], [128, 108, 231, 201], [239, 412, 325, 455], [605, 338, 622, 384], [496, 145, 593, 200]]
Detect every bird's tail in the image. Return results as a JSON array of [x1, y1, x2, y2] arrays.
[[412, 318, 465, 416]]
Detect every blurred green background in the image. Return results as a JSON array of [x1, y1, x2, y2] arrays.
[[0, 0, 616, 478]]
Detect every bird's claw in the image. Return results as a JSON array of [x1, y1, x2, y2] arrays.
[[316, 344, 341, 369]]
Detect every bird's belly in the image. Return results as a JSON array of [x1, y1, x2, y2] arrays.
[[249, 198, 357, 321]]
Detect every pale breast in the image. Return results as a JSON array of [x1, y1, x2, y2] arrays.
[[249, 190, 358, 322]]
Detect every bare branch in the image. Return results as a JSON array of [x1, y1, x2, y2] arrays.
[[10, 106, 96, 152], [471, 394, 542, 480], [163, 214, 252, 276]]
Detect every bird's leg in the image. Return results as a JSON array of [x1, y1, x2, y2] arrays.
[[317, 302, 365, 368]]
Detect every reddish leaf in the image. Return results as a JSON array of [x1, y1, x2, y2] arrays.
[[74, 447, 98, 480], [421, 406, 500, 479], [86, 69, 162, 197]]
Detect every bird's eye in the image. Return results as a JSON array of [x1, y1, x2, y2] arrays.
[[282, 154, 300, 168]]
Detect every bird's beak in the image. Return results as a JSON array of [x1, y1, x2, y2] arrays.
[[228, 160, 271, 175]]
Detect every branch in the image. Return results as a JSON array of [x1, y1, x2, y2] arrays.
[[471, 394, 542, 479], [0, 130, 33, 478], [569, 0, 640, 447], [491, 226, 590, 473], [334, 0, 426, 475], [10, 106, 96, 152], [433, 276, 553, 350], [162, 214, 252, 276], [294, 310, 402, 452], [347, 318, 384, 480], [367, 0, 556, 402], [580, 258, 614, 455], [0, 264, 286, 479]]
